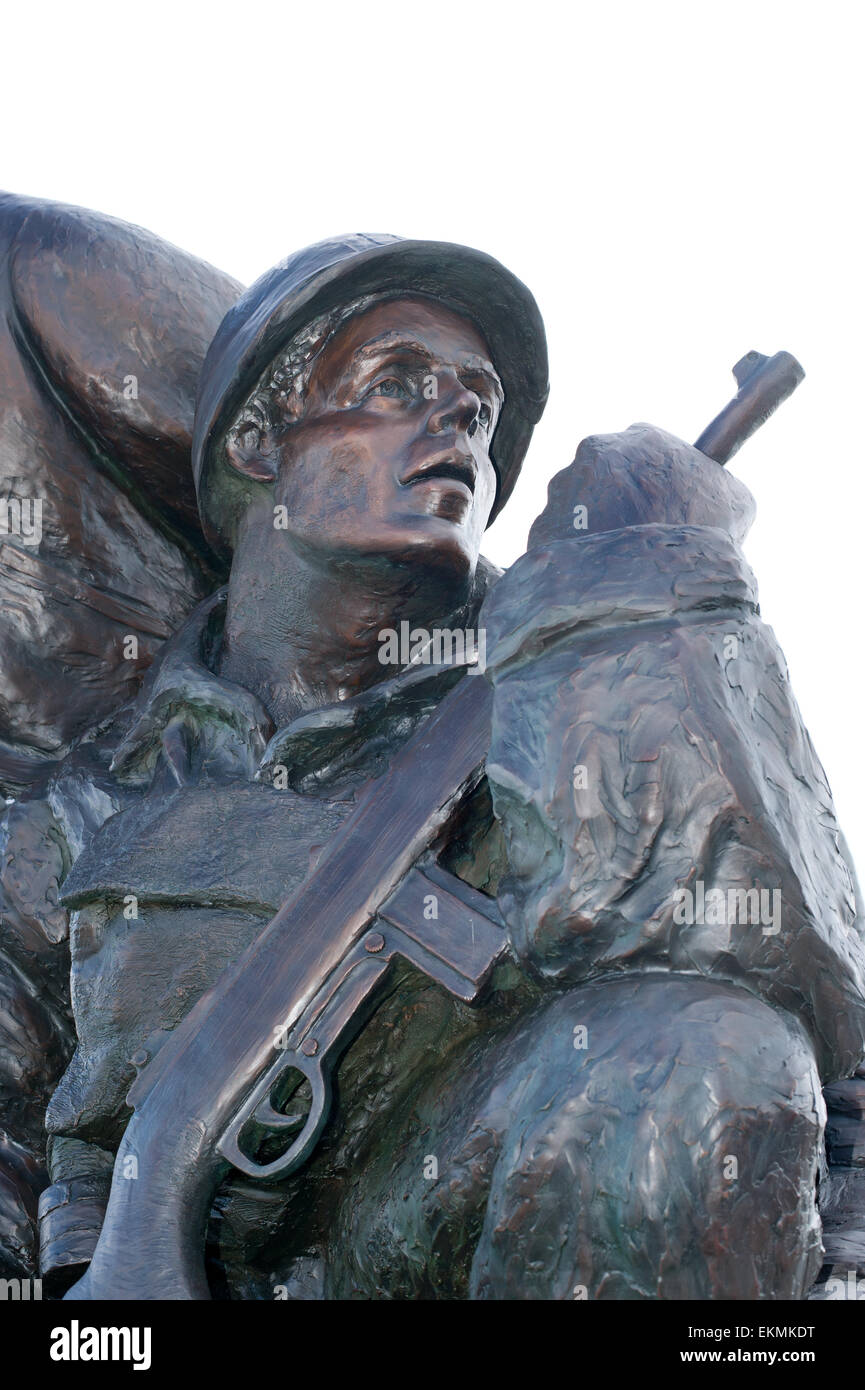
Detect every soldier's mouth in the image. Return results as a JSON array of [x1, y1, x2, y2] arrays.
[[404, 455, 476, 496]]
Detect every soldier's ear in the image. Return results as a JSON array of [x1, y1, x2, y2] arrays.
[[224, 418, 280, 483]]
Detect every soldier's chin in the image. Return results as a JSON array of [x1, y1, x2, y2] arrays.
[[385, 511, 480, 580]]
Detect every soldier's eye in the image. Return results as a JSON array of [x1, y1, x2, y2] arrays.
[[369, 377, 410, 400], [478, 402, 493, 429]]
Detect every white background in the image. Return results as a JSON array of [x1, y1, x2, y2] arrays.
[[3, 1, 863, 872]]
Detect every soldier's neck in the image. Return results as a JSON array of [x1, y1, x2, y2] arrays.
[[218, 542, 468, 730]]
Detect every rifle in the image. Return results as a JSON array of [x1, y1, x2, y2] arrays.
[[63, 350, 803, 1300]]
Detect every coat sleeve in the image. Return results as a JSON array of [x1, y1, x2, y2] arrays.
[[481, 426, 865, 1084]]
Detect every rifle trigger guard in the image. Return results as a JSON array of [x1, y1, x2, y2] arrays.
[[217, 1048, 332, 1181], [216, 866, 505, 1184]]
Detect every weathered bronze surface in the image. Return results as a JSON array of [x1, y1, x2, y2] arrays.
[[1, 192, 863, 1301]]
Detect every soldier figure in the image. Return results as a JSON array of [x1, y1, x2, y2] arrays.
[[1, 198, 864, 1299]]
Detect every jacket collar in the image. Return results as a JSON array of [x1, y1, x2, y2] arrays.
[[112, 559, 500, 798]]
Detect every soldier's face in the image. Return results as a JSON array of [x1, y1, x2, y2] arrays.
[[269, 297, 502, 580]]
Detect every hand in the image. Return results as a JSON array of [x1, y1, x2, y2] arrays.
[[527, 424, 756, 549]]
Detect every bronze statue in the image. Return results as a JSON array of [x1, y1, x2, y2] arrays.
[[1, 192, 863, 1301]]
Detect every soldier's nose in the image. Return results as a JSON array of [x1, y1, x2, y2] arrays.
[[428, 381, 482, 437]]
